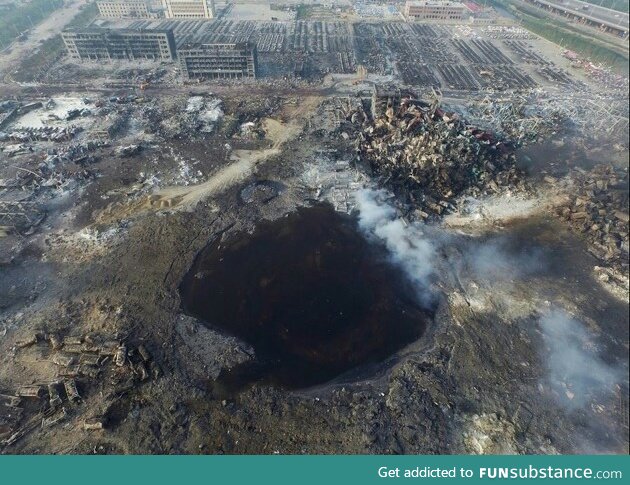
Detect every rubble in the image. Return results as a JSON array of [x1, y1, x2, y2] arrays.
[[0, 125, 83, 142], [464, 92, 628, 144], [348, 91, 526, 218], [83, 416, 106, 431], [48, 383, 63, 409], [183, 95, 224, 134], [0, 333, 160, 449], [562, 50, 629, 93], [116, 144, 142, 157], [16, 386, 45, 399], [1, 142, 101, 193], [15, 334, 40, 349], [63, 379, 81, 403], [551, 164, 629, 272]]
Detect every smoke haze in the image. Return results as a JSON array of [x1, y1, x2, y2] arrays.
[[539, 308, 622, 409]]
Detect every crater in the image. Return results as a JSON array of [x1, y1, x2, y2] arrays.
[[180, 205, 433, 391]]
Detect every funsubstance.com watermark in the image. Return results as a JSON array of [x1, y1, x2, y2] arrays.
[[377, 466, 624, 480]]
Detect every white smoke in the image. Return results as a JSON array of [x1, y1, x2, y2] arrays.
[[353, 188, 546, 306], [539, 308, 622, 409], [464, 239, 545, 283], [355, 188, 437, 306], [352, 186, 626, 452]]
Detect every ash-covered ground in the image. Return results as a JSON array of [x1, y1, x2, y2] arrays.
[[0, 86, 627, 454]]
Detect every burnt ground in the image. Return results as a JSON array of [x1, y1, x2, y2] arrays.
[[0, 90, 628, 455]]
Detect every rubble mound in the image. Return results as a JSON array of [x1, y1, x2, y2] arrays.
[[553, 164, 629, 270], [350, 98, 526, 218]]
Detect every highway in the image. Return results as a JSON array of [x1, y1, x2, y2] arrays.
[[533, 0, 629, 31]]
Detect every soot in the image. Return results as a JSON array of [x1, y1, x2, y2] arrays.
[[180, 205, 432, 391]]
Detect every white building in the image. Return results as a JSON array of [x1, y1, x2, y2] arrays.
[[404, 0, 470, 22], [161, 0, 214, 19], [96, 1, 160, 19]]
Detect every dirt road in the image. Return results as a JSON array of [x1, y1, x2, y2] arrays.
[[0, 0, 87, 80], [94, 97, 323, 222]]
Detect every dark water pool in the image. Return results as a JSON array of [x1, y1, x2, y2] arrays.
[[180, 205, 433, 391]]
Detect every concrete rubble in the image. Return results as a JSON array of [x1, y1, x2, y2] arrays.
[[550, 164, 629, 273], [0, 332, 158, 448]]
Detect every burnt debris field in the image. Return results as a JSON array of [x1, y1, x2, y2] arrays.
[[0, 0, 628, 455]]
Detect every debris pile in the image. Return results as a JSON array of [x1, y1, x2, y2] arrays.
[[0, 200, 44, 235], [0, 125, 83, 142], [552, 164, 629, 269], [464, 95, 567, 143], [562, 50, 629, 93], [43, 141, 107, 167], [465, 92, 629, 144], [1, 142, 104, 193], [0, 333, 158, 448], [348, 96, 525, 218], [116, 144, 142, 158], [184, 95, 224, 133]]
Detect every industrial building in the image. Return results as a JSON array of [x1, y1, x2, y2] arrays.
[[404, 0, 470, 22], [177, 43, 257, 79], [61, 27, 176, 62], [96, 1, 161, 18], [162, 0, 214, 19]]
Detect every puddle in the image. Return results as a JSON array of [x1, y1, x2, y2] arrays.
[[180, 205, 433, 391]]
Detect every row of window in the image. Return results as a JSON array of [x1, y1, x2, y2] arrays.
[[411, 14, 464, 19]]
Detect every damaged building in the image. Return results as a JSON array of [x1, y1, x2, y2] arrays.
[[61, 27, 177, 62], [404, 0, 471, 22], [162, 0, 214, 19], [96, 1, 162, 19], [178, 43, 257, 80]]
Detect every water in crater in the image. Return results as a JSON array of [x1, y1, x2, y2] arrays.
[[179, 204, 433, 391]]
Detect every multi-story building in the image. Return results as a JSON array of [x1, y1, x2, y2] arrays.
[[177, 43, 257, 79], [404, 0, 470, 22], [162, 0, 214, 19], [96, 1, 158, 18], [62, 28, 176, 62]]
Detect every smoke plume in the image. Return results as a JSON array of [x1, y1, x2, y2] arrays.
[[355, 188, 437, 306], [539, 308, 622, 409]]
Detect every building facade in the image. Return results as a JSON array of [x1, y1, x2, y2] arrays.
[[96, 1, 157, 18], [404, 0, 470, 22], [62, 28, 176, 62], [178, 43, 257, 80], [162, 0, 214, 19]]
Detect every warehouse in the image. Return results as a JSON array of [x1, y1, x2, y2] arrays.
[[177, 42, 257, 79], [404, 0, 470, 22]]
